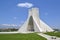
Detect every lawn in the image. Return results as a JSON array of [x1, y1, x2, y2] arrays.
[[0, 33, 47, 40], [45, 32, 60, 37]]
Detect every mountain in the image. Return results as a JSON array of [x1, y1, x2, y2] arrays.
[[0, 24, 19, 29]]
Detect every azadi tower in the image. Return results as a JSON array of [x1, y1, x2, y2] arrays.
[[18, 7, 54, 33]]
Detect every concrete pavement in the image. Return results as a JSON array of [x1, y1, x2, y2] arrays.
[[38, 33, 60, 40]]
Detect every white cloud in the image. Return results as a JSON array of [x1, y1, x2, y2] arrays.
[[17, 2, 33, 8], [2, 24, 10, 26], [2, 24, 18, 26]]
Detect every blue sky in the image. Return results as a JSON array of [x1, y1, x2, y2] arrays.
[[0, 0, 60, 29]]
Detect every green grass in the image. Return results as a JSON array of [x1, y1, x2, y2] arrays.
[[0, 33, 47, 40], [45, 32, 60, 37]]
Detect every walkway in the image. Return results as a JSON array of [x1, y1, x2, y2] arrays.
[[38, 33, 60, 40]]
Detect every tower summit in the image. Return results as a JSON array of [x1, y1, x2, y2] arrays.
[[18, 7, 54, 33]]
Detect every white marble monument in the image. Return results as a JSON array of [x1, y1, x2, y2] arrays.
[[18, 7, 54, 33]]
